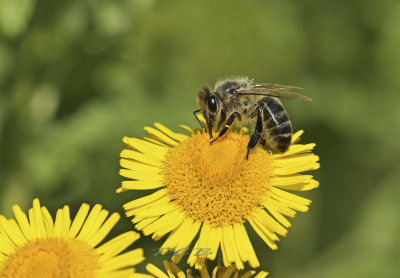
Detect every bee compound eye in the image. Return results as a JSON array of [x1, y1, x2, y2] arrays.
[[207, 95, 218, 112]]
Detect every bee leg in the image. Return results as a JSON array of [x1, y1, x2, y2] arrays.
[[216, 109, 226, 131], [210, 112, 241, 144], [246, 107, 263, 159], [193, 109, 205, 130]]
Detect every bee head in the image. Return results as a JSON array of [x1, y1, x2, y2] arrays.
[[197, 87, 220, 137]]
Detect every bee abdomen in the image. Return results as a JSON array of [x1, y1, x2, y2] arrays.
[[261, 98, 293, 152], [275, 133, 292, 152], [269, 121, 292, 135]]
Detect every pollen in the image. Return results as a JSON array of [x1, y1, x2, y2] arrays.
[[162, 131, 274, 227], [1, 238, 98, 278]]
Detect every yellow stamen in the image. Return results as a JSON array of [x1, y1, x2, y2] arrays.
[[162, 131, 274, 227], [1, 238, 98, 278]]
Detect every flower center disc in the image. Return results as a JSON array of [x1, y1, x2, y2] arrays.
[[162, 131, 274, 227], [1, 238, 98, 278]]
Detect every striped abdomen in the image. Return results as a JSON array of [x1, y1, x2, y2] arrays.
[[261, 97, 293, 152]]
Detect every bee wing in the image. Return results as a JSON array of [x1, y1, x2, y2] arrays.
[[251, 83, 303, 90], [237, 87, 312, 101]]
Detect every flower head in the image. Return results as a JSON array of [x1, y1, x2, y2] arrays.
[[119, 123, 319, 269], [0, 199, 150, 278], [146, 260, 268, 278]]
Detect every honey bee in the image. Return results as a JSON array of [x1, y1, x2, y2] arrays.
[[194, 76, 312, 159]]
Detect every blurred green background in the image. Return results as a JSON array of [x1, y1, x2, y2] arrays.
[[1, 0, 399, 277]]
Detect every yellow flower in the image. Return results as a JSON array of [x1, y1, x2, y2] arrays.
[[0, 199, 151, 278], [118, 123, 319, 269], [146, 260, 268, 278]]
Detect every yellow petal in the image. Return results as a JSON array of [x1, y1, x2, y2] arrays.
[[187, 223, 214, 265], [0, 231, 15, 254], [0, 216, 26, 247], [144, 126, 178, 146], [100, 249, 144, 273], [222, 225, 243, 269], [32, 198, 46, 238], [270, 187, 311, 212], [252, 207, 287, 237], [270, 174, 314, 186], [144, 136, 168, 147], [179, 125, 194, 134], [134, 216, 158, 229], [120, 149, 162, 167], [121, 180, 164, 190], [0, 252, 6, 263], [69, 203, 90, 238], [123, 136, 167, 160], [254, 271, 269, 278], [275, 180, 319, 191], [276, 143, 316, 157], [273, 161, 320, 175], [262, 198, 296, 218], [97, 231, 140, 261], [119, 169, 163, 182], [80, 209, 108, 242], [127, 196, 171, 218], [123, 189, 167, 210], [171, 220, 201, 263], [131, 203, 177, 219], [241, 271, 256, 278], [233, 223, 259, 268], [248, 216, 277, 250], [205, 225, 221, 260], [142, 209, 185, 238], [263, 203, 291, 228], [161, 218, 200, 257], [12, 205, 32, 240], [219, 229, 229, 267], [60, 205, 71, 237], [76, 204, 102, 240], [120, 158, 160, 173], [146, 264, 170, 278], [41, 206, 54, 237], [88, 213, 120, 247], [291, 130, 304, 143], [154, 122, 189, 142], [52, 208, 63, 237]]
